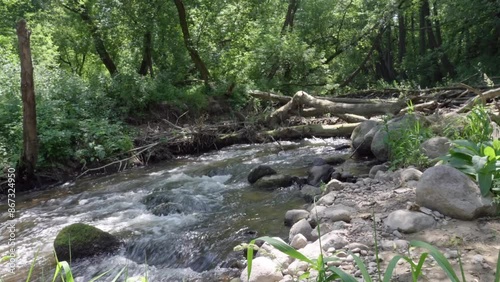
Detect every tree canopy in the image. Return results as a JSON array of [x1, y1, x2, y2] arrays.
[[0, 0, 499, 172]]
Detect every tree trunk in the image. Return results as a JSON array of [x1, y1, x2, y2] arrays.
[[16, 19, 38, 187], [398, 10, 406, 63], [267, 91, 405, 126], [138, 32, 154, 77], [173, 0, 210, 85], [432, 0, 442, 47], [63, 2, 118, 76], [281, 0, 300, 34], [419, 2, 426, 55]]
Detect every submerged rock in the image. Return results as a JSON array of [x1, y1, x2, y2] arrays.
[[54, 223, 120, 261], [253, 174, 294, 190], [248, 165, 277, 184], [300, 184, 323, 203], [307, 163, 334, 187]]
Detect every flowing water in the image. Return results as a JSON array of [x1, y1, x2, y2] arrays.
[[0, 138, 351, 281]]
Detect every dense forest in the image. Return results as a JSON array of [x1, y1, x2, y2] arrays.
[[1, 0, 499, 185]]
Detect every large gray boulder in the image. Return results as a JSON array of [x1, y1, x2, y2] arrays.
[[416, 165, 497, 220], [420, 137, 451, 159], [351, 120, 380, 156], [253, 174, 294, 190], [240, 257, 283, 282], [248, 165, 277, 184], [371, 114, 429, 161], [385, 210, 436, 233]]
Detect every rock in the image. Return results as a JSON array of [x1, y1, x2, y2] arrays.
[[371, 114, 429, 161], [253, 174, 294, 190], [240, 257, 283, 282], [307, 164, 334, 187], [289, 219, 314, 242], [54, 223, 120, 261], [416, 165, 497, 220], [318, 231, 349, 250], [284, 209, 310, 227], [369, 164, 389, 178], [385, 209, 436, 233], [346, 242, 369, 251], [325, 179, 345, 192], [420, 137, 451, 159], [287, 260, 309, 274], [309, 205, 353, 224], [300, 185, 323, 203], [324, 155, 347, 165], [310, 222, 334, 240], [290, 234, 308, 249], [317, 191, 336, 206], [351, 120, 380, 157], [259, 240, 293, 267], [248, 165, 277, 184], [400, 168, 423, 183]]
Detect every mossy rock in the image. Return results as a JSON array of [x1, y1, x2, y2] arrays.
[[54, 223, 120, 261]]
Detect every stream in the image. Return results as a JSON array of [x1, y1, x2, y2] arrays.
[[0, 138, 352, 281]]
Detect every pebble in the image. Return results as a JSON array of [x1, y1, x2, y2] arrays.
[[392, 230, 403, 238], [354, 270, 362, 277], [445, 250, 459, 259], [345, 254, 354, 262], [473, 254, 484, 264], [432, 210, 444, 218], [327, 247, 336, 253], [351, 247, 361, 253], [327, 260, 342, 267], [360, 250, 368, 256]]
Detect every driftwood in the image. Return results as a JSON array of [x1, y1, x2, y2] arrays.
[[457, 87, 500, 113], [267, 91, 404, 126], [249, 90, 398, 105]]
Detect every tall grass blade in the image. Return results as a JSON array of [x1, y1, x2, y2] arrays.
[[58, 261, 75, 282], [457, 249, 466, 282], [110, 267, 127, 282], [26, 248, 40, 282], [495, 249, 500, 282], [326, 266, 358, 282], [412, 252, 429, 280], [349, 252, 372, 282], [246, 240, 256, 280], [88, 269, 113, 282], [410, 241, 460, 282], [382, 255, 405, 282]]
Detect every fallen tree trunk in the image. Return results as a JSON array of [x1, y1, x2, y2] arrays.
[[217, 123, 359, 145], [267, 91, 404, 126], [248, 90, 398, 105], [457, 87, 500, 113]]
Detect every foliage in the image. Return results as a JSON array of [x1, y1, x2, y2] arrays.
[[461, 105, 493, 144], [386, 105, 433, 169], [440, 139, 500, 197]]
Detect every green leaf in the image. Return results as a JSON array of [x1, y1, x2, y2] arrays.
[[472, 155, 488, 171], [410, 241, 461, 282], [478, 172, 493, 196], [58, 261, 74, 282], [484, 146, 497, 161], [495, 249, 500, 282], [254, 236, 315, 265], [382, 255, 405, 282], [326, 266, 358, 282]]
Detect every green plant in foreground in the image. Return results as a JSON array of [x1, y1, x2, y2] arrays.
[[440, 139, 500, 196], [462, 105, 493, 144], [245, 237, 500, 282]]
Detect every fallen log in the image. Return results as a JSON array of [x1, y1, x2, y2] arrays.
[[457, 87, 500, 113], [267, 91, 404, 126], [249, 90, 398, 105]]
